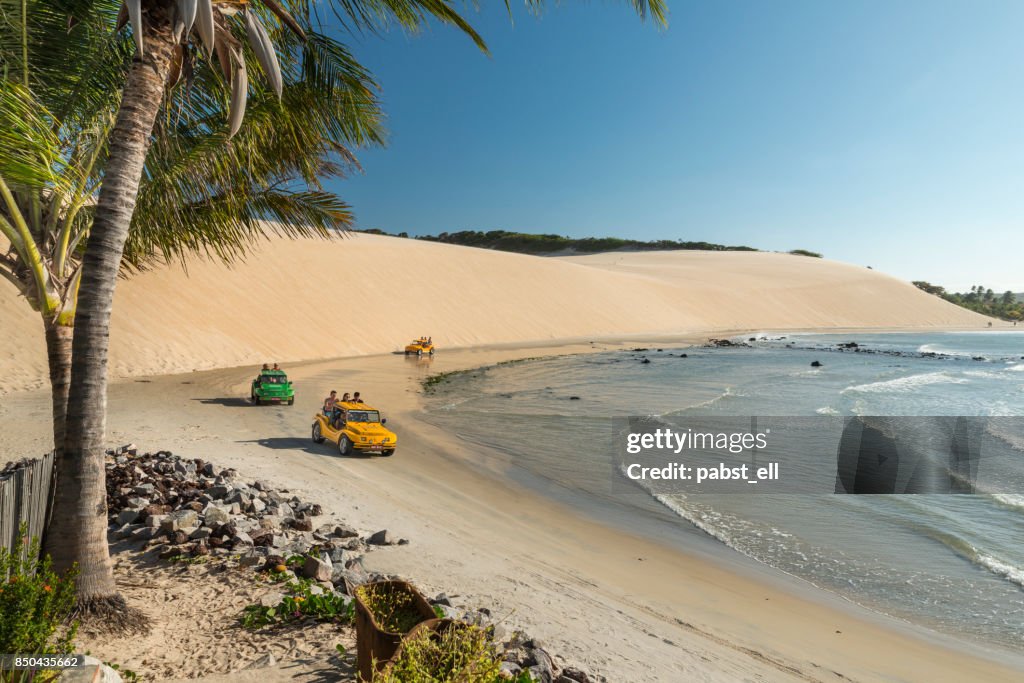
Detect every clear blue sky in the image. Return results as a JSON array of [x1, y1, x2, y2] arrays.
[[335, 1, 1024, 292]]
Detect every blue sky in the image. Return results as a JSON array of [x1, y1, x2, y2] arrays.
[[335, 1, 1024, 292]]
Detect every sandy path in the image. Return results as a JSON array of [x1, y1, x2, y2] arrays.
[[6, 341, 1024, 682]]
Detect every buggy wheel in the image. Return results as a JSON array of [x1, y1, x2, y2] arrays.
[[382, 449, 395, 457], [253, 395, 261, 405], [417, 349, 422, 357], [338, 435, 353, 456], [287, 398, 294, 406], [312, 422, 325, 444]]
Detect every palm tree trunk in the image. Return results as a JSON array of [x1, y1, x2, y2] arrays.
[[43, 319, 73, 452], [44, 14, 174, 628]]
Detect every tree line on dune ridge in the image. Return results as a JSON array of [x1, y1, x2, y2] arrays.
[[359, 228, 760, 254], [0, 0, 669, 636], [913, 282, 1023, 321], [359, 229, 832, 258]]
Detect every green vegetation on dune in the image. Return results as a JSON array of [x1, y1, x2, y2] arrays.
[[361, 229, 758, 255], [913, 283, 1023, 321]]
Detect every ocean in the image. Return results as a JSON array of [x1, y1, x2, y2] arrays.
[[420, 332, 1024, 652]]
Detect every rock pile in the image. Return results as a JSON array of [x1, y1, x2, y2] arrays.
[[105, 450, 600, 682], [104, 451, 403, 579]]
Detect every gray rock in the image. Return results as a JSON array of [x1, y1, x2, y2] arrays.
[[249, 497, 266, 514], [367, 529, 394, 546], [332, 524, 359, 539], [239, 552, 263, 568], [527, 649, 555, 683], [434, 604, 462, 619], [190, 527, 213, 541], [258, 515, 282, 530], [125, 496, 150, 508], [499, 662, 523, 678], [203, 504, 231, 526], [253, 480, 272, 491], [114, 523, 138, 539], [145, 514, 166, 528], [290, 516, 313, 532], [308, 584, 325, 596], [201, 462, 216, 477], [302, 555, 333, 582], [328, 547, 354, 565], [234, 515, 258, 529], [259, 592, 285, 608], [557, 667, 592, 683], [167, 509, 199, 529], [206, 485, 231, 499], [116, 508, 141, 526], [233, 531, 254, 546]]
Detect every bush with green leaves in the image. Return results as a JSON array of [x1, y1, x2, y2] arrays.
[[241, 578, 354, 629], [0, 529, 78, 682], [373, 621, 505, 682]]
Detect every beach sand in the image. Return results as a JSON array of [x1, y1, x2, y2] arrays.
[[1, 236, 1018, 681]]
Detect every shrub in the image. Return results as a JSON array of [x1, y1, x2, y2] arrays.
[[355, 583, 425, 634], [0, 528, 79, 682], [788, 249, 823, 258], [373, 621, 503, 683], [241, 578, 354, 629]]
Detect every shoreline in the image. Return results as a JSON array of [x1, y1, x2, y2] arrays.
[[4, 334, 1023, 681]]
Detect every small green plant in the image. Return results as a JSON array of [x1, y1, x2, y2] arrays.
[[433, 604, 445, 619], [107, 662, 139, 682], [788, 249, 823, 258], [372, 621, 502, 682], [355, 583, 425, 634], [0, 526, 79, 683], [241, 579, 353, 629]]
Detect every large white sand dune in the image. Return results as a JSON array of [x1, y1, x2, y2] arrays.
[[0, 232, 989, 392]]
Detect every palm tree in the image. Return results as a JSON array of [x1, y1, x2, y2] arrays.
[[1, 0, 388, 624]]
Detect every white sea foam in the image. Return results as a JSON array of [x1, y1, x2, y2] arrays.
[[917, 343, 972, 357], [1007, 364, 1024, 373], [976, 554, 1024, 589], [815, 406, 839, 415], [841, 372, 969, 394], [990, 494, 1024, 513]]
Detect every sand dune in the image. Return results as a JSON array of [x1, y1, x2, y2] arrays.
[[0, 232, 990, 392]]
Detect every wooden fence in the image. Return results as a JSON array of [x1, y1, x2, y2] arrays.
[[0, 452, 55, 558]]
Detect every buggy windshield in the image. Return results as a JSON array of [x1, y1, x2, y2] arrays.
[[346, 410, 381, 423], [260, 374, 288, 384]]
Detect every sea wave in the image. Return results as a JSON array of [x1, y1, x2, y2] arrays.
[[652, 493, 749, 555], [977, 554, 1024, 589], [922, 526, 1024, 590], [1007, 364, 1024, 373], [990, 494, 1024, 513], [841, 372, 969, 394], [918, 343, 972, 357]]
